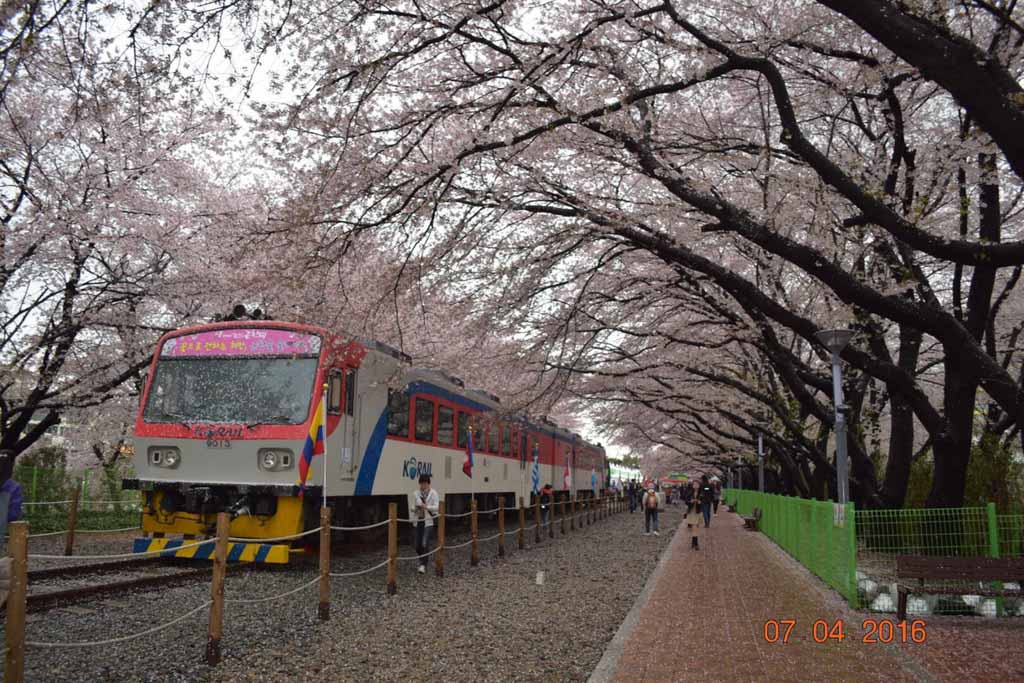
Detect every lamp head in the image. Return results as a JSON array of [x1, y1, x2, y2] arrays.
[[815, 328, 853, 353]]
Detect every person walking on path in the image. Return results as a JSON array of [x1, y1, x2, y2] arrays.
[[539, 483, 554, 528], [627, 481, 638, 513], [642, 486, 660, 536], [411, 473, 439, 574], [698, 475, 714, 529], [712, 481, 721, 515]]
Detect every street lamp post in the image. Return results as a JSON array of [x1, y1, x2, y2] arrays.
[[757, 433, 765, 493], [815, 328, 853, 505]]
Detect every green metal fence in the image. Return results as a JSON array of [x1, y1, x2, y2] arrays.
[[723, 489, 857, 606], [724, 489, 1024, 613]]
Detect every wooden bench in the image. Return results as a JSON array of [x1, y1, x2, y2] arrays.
[[896, 555, 1024, 621], [741, 507, 761, 531]]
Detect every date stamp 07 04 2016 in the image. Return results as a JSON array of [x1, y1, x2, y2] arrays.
[[763, 619, 927, 644]]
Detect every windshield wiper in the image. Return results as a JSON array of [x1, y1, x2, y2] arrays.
[[163, 412, 193, 430], [246, 415, 292, 429]]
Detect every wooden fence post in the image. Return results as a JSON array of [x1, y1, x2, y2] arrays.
[[534, 498, 541, 543], [205, 512, 229, 666], [560, 498, 567, 535], [387, 503, 398, 594], [63, 485, 80, 557], [497, 496, 505, 558], [471, 498, 479, 567], [436, 500, 446, 577], [518, 497, 525, 549], [548, 496, 555, 539], [318, 506, 331, 621], [4, 521, 28, 683], [570, 496, 576, 531]]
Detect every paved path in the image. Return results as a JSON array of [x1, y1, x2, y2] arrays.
[[593, 507, 931, 683]]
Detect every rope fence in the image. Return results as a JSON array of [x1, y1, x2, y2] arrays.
[[331, 519, 391, 531], [330, 558, 390, 578], [3, 492, 626, 674], [24, 601, 212, 649], [225, 576, 321, 604], [28, 537, 216, 561]]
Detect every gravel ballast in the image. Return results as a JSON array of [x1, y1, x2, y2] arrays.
[[13, 503, 684, 682]]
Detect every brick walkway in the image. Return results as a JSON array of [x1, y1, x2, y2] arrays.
[[595, 507, 931, 683]]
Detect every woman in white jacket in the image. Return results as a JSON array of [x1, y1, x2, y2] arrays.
[[412, 474, 440, 574]]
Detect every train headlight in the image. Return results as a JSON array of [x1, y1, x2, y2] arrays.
[[258, 449, 294, 471], [262, 450, 278, 470], [148, 447, 181, 468]]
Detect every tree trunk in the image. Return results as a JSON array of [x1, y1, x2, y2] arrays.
[[880, 324, 923, 507]]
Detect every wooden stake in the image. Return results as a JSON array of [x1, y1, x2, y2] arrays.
[[4, 522, 27, 683], [570, 496, 576, 531], [63, 485, 80, 557], [205, 512, 229, 666], [548, 496, 554, 539], [534, 497, 541, 543], [517, 497, 525, 549], [470, 498, 479, 567], [436, 500, 446, 577], [560, 499, 566, 535], [318, 506, 331, 621], [497, 496, 505, 558], [387, 502, 398, 595]]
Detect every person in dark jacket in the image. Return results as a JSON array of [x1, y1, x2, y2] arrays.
[[698, 475, 715, 528], [539, 484, 554, 527]]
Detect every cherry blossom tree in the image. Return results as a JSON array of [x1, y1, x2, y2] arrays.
[[239, 0, 1024, 507]]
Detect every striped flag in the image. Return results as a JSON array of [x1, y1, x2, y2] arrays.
[[563, 458, 571, 490], [463, 429, 474, 478], [297, 393, 326, 497], [531, 444, 540, 494]]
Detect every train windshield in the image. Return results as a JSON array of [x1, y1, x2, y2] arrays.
[[143, 356, 319, 426]]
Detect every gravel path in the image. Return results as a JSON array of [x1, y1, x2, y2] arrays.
[[12, 504, 681, 682]]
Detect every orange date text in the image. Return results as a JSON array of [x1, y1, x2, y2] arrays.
[[762, 619, 927, 644]]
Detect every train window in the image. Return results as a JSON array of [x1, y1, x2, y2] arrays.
[[345, 369, 357, 416], [327, 370, 342, 414], [457, 411, 470, 449], [414, 398, 435, 443], [386, 390, 410, 437], [502, 425, 511, 455], [488, 425, 499, 453], [437, 405, 454, 446]]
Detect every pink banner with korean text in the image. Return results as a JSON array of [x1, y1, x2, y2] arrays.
[[160, 328, 322, 358]]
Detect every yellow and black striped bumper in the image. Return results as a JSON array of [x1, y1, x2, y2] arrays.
[[132, 537, 292, 563]]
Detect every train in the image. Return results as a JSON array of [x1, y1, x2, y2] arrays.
[[123, 320, 609, 562]]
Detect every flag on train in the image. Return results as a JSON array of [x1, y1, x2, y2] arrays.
[[531, 443, 540, 495], [563, 458, 571, 490], [463, 429, 475, 478], [297, 392, 326, 496]]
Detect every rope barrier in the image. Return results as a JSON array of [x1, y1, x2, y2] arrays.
[[77, 526, 143, 534], [330, 519, 391, 531], [228, 527, 322, 543], [330, 558, 391, 577], [395, 546, 442, 561], [477, 530, 505, 543], [23, 500, 71, 507], [26, 530, 67, 539], [443, 510, 474, 519], [225, 576, 320, 604], [445, 538, 476, 550], [28, 537, 217, 560], [26, 601, 211, 648]]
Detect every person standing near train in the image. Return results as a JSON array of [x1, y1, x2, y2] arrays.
[[411, 473, 439, 574]]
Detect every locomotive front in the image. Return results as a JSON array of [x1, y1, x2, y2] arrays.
[[124, 323, 328, 563]]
